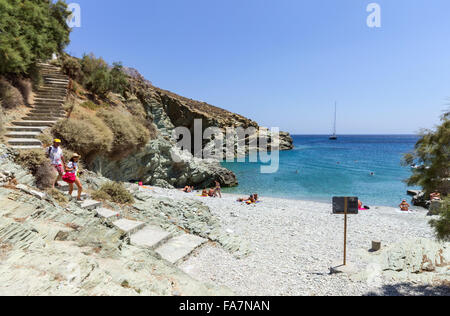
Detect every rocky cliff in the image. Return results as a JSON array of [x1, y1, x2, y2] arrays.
[[83, 67, 293, 188]]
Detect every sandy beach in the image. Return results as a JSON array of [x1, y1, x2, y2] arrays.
[[145, 187, 442, 296]]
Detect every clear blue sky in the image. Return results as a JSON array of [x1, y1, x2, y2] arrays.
[[66, 0, 450, 135]]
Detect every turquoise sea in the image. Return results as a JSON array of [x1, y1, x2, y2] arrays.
[[222, 135, 420, 207]]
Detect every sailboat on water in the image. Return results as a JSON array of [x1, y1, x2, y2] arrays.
[[329, 102, 338, 140]]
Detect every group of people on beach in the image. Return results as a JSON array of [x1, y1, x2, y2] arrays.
[[398, 190, 442, 212], [46, 139, 83, 201], [181, 181, 223, 198]]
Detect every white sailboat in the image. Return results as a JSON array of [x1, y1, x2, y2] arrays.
[[329, 102, 338, 140]]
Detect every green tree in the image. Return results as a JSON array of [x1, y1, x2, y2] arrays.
[[403, 110, 450, 197], [430, 197, 450, 241], [0, 0, 71, 75]]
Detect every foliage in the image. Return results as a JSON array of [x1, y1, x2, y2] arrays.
[[97, 109, 150, 159], [429, 197, 450, 241], [48, 188, 69, 205], [403, 110, 450, 197], [0, 0, 71, 75], [61, 55, 82, 80], [92, 181, 134, 204], [51, 108, 113, 162], [15, 149, 48, 175], [0, 78, 24, 109]]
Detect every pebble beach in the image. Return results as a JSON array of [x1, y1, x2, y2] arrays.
[[150, 188, 441, 296]]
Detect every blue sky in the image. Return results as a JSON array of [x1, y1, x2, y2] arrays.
[[66, 0, 450, 134]]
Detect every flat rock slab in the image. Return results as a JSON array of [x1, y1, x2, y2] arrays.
[[96, 208, 120, 220], [56, 181, 69, 191], [156, 234, 207, 265], [113, 219, 145, 235], [78, 199, 102, 210], [65, 191, 88, 200], [131, 225, 172, 250]]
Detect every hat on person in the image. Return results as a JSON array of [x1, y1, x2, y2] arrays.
[[54, 139, 62, 143], [71, 153, 81, 159]]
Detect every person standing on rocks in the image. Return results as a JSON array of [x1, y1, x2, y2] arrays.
[[63, 153, 83, 201], [46, 139, 65, 189]]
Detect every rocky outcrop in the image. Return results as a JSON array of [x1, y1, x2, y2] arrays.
[[357, 238, 450, 286], [86, 69, 294, 188], [0, 151, 236, 295], [128, 72, 294, 155], [91, 137, 238, 188]]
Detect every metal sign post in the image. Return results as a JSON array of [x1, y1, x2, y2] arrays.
[[343, 197, 348, 266], [332, 196, 358, 267]]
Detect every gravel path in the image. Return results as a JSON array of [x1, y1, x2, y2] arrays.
[[156, 190, 436, 296]]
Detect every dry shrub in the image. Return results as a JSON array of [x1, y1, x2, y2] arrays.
[[48, 188, 69, 205], [92, 181, 134, 204], [15, 149, 48, 175], [52, 107, 113, 162], [36, 163, 57, 190], [15, 149, 56, 189], [14, 78, 33, 105], [36, 130, 54, 147], [97, 109, 150, 159], [0, 78, 24, 109], [80, 100, 104, 111]]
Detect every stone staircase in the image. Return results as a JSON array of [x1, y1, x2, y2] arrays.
[[55, 181, 207, 265], [6, 63, 69, 149]]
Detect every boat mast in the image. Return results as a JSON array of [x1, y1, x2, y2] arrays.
[[333, 102, 337, 136]]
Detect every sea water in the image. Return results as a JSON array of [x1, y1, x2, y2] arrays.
[[222, 135, 420, 207]]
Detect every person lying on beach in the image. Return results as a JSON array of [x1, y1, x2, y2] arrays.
[[237, 194, 259, 204], [430, 191, 441, 201], [201, 189, 208, 197], [181, 186, 194, 193], [358, 200, 370, 210], [399, 200, 410, 212], [208, 188, 215, 197]]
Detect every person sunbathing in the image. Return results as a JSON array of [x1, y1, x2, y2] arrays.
[[208, 188, 215, 197], [201, 189, 208, 197], [430, 191, 441, 201], [237, 194, 257, 203], [399, 200, 410, 212], [181, 186, 194, 193]]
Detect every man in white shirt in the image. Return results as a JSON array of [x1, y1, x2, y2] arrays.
[[46, 139, 66, 188]]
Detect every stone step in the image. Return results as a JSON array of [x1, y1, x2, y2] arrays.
[[10, 145, 43, 150], [25, 113, 65, 118], [38, 86, 67, 90], [42, 74, 67, 78], [130, 225, 172, 250], [31, 108, 65, 112], [12, 120, 56, 127], [112, 219, 146, 235], [78, 199, 102, 210], [96, 208, 121, 221], [155, 234, 207, 265], [6, 126, 46, 132], [8, 138, 43, 146], [5, 131, 41, 139], [65, 191, 88, 200], [23, 116, 63, 121], [56, 181, 69, 191], [34, 97, 65, 102], [43, 82, 68, 87], [36, 92, 66, 96], [30, 109, 65, 114]]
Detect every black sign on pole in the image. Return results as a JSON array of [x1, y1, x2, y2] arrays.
[[332, 197, 359, 266]]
